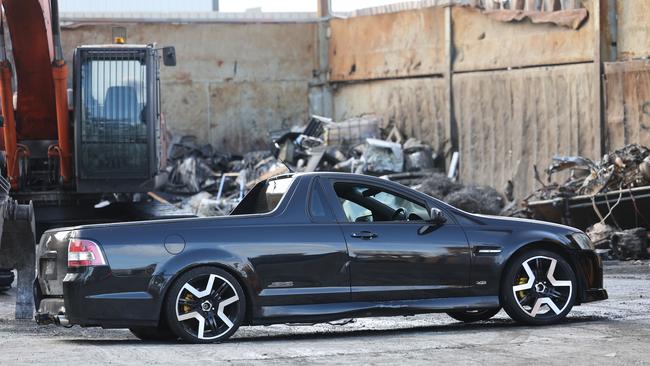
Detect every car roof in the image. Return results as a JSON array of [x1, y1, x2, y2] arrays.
[[274, 171, 387, 181]]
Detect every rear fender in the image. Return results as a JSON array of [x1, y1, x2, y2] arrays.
[[147, 248, 256, 320]]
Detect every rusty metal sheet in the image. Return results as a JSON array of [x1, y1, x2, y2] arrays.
[[332, 77, 450, 153], [452, 4, 595, 72], [604, 61, 650, 150], [208, 81, 309, 154], [62, 22, 317, 153], [481, 8, 588, 29], [454, 63, 598, 200], [329, 8, 446, 82], [616, 1, 650, 60]]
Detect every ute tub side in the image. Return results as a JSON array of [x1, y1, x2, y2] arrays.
[[60, 175, 313, 328]]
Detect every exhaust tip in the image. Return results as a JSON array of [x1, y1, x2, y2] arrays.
[[54, 315, 70, 327]]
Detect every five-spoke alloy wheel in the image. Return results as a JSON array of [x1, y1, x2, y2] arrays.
[[165, 267, 246, 343], [501, 249, 577, 325]]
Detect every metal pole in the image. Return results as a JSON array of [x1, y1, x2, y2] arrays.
[[312, 0, 333, 118], [50, 0, 72, 184]]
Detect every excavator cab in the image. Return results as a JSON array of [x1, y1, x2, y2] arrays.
[[72, 44, 173, 193]]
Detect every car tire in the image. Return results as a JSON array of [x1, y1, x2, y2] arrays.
[[129, 326, 178, 342], [501, 249, 577, 325], [447, 308, 501, 323], [164, 266, 246, 344]]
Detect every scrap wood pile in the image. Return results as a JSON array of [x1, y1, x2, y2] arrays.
[[512, 144, 650, 261]]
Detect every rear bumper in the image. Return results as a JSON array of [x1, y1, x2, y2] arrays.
[[62, 269, 160, 328]]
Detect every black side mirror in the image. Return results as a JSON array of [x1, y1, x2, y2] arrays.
[[162, 46, 176, 66], [428, 208, 446, 224], [418, 208, 446, 235]]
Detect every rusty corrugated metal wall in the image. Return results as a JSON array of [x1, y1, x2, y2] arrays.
[[454, 64, 597, 199], [329, 1, 609, 199], [62, 22, 317, 154], [57, 1, 650, 199], [330, 7, 451, 155]]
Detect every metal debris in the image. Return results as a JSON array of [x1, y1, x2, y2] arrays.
[[410, 173, 504, 215], [534, 144, 650, 201], [415, 173, 462, 199], [160, 114, 507, 218], [587, 223, 650, 261], [445, 185, 505, 215]]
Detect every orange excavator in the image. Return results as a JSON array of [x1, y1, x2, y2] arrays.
[[0, 0, 176, 319]]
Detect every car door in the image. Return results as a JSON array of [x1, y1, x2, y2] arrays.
[[320, 177, 471, 302], [247, 176, 352, 307]]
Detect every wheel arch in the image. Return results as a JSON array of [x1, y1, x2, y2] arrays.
[[157, 261, 256, 327], [500, 240, 586, 305]]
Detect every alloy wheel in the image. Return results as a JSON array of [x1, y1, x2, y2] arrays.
[[175, 274, 240, 340], [511, 256, 573, 319]]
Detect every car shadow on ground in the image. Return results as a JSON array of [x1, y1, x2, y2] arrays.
[[55, 314, 607, 346]]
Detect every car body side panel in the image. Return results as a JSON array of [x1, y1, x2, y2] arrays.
[[317, 176, 471, 301], [43, 172, 606, 329], [339, 221, 471, 301], [65, 176, 351, 324]]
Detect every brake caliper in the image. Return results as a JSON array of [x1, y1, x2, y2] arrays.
[[183, 293, 194, 313], [516, 277, 528, 299]]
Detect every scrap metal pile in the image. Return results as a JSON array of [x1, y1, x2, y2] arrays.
[[159, 114, 508, 217], [518, 144, 650, 260], [532, 144, 650, 201]]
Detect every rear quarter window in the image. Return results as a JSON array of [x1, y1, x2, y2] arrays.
[[231, 176, 294, 215]]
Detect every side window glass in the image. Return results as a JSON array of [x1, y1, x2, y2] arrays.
[[333, 182, 428, 222], [340, 199, 372, 222], [309, 181, 331, 221], [373, 191, 429, 220]]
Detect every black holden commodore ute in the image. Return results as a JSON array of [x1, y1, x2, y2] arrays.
[[35, 172, 607, 343]]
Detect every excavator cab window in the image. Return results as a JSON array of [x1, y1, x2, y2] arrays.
[[74, 47, 158, 192]]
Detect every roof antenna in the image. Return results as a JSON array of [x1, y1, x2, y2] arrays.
[[273, 142, 295, 173]]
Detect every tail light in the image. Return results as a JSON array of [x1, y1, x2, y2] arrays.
[[68, 239, 107, 267]]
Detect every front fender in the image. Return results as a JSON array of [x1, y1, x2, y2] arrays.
[[464, 225, 576, 296]]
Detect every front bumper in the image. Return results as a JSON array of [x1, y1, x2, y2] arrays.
[[571, 249, 608, 304], [583, 288, 608, 303]]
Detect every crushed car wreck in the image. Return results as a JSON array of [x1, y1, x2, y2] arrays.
[[35, 172, 607, 343]]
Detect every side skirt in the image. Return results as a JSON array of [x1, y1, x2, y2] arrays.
[[252, 296, 499, 325]]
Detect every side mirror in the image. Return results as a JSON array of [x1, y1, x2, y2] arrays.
[[428, 208, 446, 224], [418, 208, 446, 235], [162, 46, 177, 66]]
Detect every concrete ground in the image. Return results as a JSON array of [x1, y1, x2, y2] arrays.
[[1, 261, 649, 365]]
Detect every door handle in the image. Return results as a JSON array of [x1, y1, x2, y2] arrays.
[[351, 231, 377, 240]]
